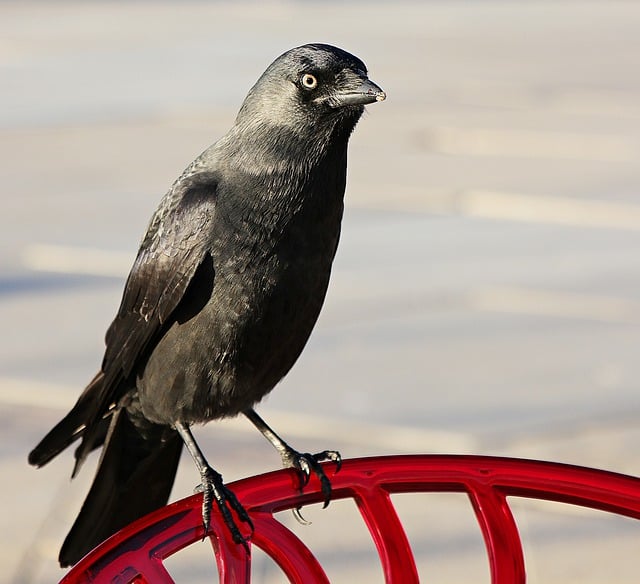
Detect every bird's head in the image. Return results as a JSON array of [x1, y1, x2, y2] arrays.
[[235, 43, 385, 139]]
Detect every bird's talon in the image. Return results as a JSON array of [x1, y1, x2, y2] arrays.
[[283, 448, 341, 514], [293, 506, 312, 526], [314, 450, 342, 472], [197, 466, 252, 549], [298, 458, 312, 485], [285, 450, 339, 523]]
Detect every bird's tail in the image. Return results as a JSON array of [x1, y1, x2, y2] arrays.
[[28, 372, 106, 469], [58, 407, 183, 567]]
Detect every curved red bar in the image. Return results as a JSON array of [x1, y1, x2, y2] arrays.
[[59, 455, 640, 583]]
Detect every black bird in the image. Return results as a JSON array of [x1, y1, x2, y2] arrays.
[[28, 43, 385, 567]]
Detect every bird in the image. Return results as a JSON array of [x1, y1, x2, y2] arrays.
[[28, 43, 385, 568]]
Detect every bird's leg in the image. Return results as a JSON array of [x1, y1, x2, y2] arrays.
[[243, 408, 341, 512], [174, 421, 253, 551]]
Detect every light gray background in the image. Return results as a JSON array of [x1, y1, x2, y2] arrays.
[[2, 2, 640, 582]]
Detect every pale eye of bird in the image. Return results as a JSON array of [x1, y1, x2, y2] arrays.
[[300, 73, 318, 90]]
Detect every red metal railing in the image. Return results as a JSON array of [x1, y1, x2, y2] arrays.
[[60, 455, 640, 583]]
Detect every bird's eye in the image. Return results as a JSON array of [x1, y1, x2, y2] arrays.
[[300, 73, 318, 90]]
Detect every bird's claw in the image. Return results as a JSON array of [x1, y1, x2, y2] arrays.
[[196, 466, 253, 553], [292, 506, 312, 526], [284, 449, 341, 509], [316, 450, 342, 474]]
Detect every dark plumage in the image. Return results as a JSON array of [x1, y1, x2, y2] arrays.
[[29, 43, 385, 567]]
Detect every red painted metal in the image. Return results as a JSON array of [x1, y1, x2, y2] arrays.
[[59, 455, 640, 583]]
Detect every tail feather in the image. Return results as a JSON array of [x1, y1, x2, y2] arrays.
[[59, 408, 182, 567], [28, 372, 105, 468]]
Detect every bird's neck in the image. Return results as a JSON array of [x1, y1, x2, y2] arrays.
[[215, 120, 351, 243], [223, 113, 357, 185]]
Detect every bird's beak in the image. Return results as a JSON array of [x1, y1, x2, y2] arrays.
[[332, 78, 386, 107]]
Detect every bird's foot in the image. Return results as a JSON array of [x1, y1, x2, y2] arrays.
[[195, 466, 253, 552], [281, 448, 342, 509]]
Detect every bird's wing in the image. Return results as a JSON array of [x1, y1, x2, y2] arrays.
[[90, 171, 219, 425]]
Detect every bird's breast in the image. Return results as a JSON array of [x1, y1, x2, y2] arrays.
[[138, 181, 344, 424]]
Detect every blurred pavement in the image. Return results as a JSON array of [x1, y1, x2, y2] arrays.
[[2, 2, 640, 582]]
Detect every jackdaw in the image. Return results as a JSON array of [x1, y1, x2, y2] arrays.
[[28, 43, 385, 567]]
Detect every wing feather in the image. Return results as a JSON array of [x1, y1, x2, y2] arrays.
[[76, 172, 219, 465]]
